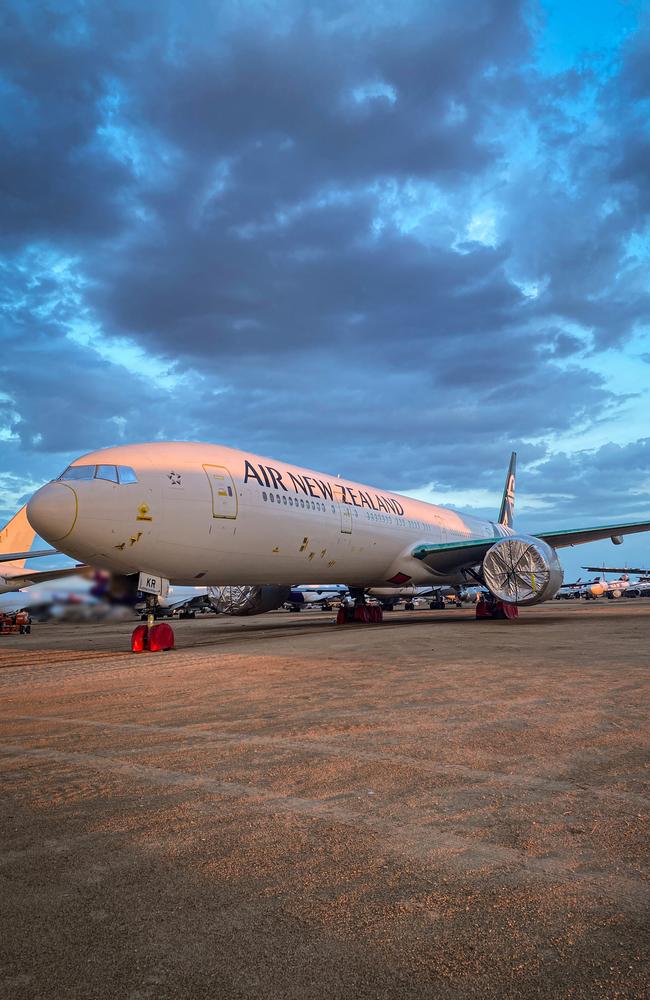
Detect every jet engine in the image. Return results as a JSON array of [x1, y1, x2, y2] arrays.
[[207, 585, 292, 616], [482, 536, 563, 606]]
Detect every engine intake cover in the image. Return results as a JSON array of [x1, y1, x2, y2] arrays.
[[482, 536, 563, 606], [208, 585, 292, 616]]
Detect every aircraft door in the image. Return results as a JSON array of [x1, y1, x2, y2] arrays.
[[340, 504, 353, 534], [203, 465, 238, 519], [333, 484, 352, 533], [433, 514, 447, 543]]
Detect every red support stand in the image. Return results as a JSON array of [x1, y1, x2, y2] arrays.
[[336, 605, 383, 625]]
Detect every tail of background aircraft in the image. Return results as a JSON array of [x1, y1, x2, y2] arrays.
[[0, 506, 36, 569], [498, 452, 516, 528]]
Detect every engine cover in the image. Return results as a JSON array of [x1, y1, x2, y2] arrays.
[[207, 585, 292, 616], [482, 536, 563, 606]]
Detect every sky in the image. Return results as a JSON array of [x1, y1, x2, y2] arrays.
[[0, 0, 649, 580]]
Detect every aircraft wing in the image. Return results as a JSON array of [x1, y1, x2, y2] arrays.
[[0, 548, 59, 563], [535, 519, 650, 549], [1, 566, 86, 591], [412, 518, 650, 573], [581, 565, 650, 574], [412, 538, 498, 573], [166, 594, 210, 612]]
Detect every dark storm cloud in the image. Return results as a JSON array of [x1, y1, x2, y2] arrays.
[[523, 438, 650, 521], [0, 0, 648, 528]]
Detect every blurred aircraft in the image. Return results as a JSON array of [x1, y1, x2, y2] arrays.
[[137, 585, 211, 619]]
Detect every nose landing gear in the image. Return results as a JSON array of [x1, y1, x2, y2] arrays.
[[131, 593, 175, 652]]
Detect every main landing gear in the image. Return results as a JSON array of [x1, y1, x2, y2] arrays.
[[475, 592, 518, 620], [131, 594, 175, 652], [336, 589, 383, 625]]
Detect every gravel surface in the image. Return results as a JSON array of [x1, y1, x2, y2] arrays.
[[0, 602, 648, 999]]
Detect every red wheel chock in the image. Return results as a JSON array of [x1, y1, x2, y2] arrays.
[[131, 622, 175, 652], [131, 624, 149, 652]]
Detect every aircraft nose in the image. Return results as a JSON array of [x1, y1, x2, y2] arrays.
[[27, 483, 77, 542]]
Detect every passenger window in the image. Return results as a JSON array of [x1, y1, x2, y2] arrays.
[[117, 466, 138, 484], [282, 495, 287, 504], [262, 492, 267, 501], [95, 465, 118, 483], [270, 493, 274, 502], [59, 465, 95, 481]]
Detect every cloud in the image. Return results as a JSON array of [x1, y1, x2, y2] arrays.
[[0, 0, 647, 554]]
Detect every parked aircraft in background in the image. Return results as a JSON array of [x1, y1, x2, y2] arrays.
[[284, 584, 348, 611], [554, 579, 586, 599], [0, 507, 85, 596], [23, 443, 650, 643], [145, 585, 211, 618], [579, 566, 650, 599], [581, 574, 631, 599]]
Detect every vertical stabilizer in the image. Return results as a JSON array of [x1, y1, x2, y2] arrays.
[[498, 452, 516, 528], [0, 506, 36, 569]]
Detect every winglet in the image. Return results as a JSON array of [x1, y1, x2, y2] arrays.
[[498, 452, 516, 528]]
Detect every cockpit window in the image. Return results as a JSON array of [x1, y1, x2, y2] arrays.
[[117, 466, 138, 484], [59, 465, 95, 481], [95, 465, 118, 483], [58, 464, 139, 484]]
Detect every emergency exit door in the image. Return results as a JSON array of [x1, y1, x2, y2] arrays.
[[203, 465, 238, 519]]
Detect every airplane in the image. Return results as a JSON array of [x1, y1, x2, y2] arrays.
[[579, 566, 650, 599], [0, 506, 86, 596], [284, 585, 347, 612], [286, 585, 455, 613], [140, 585, 211, 619], [579, 573, 631, 599], [209, 583, 454, 615], [22, 443, 650, 645], [553, 579, 585, 600]]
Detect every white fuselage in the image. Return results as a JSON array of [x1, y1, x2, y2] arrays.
[[27, 442, 508, 588], [585, 576, 630, 597]]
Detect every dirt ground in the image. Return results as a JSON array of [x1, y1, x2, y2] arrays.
[[0, 602, 648, 999]]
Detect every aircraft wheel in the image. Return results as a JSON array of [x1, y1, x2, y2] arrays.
[[405, 602, 415, 611]]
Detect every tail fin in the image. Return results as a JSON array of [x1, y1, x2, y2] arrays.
[[498, 452, 516, 528], [0, 506, 36, 569]]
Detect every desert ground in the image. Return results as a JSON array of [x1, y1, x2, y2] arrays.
[[1, 602, 648, 999]]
